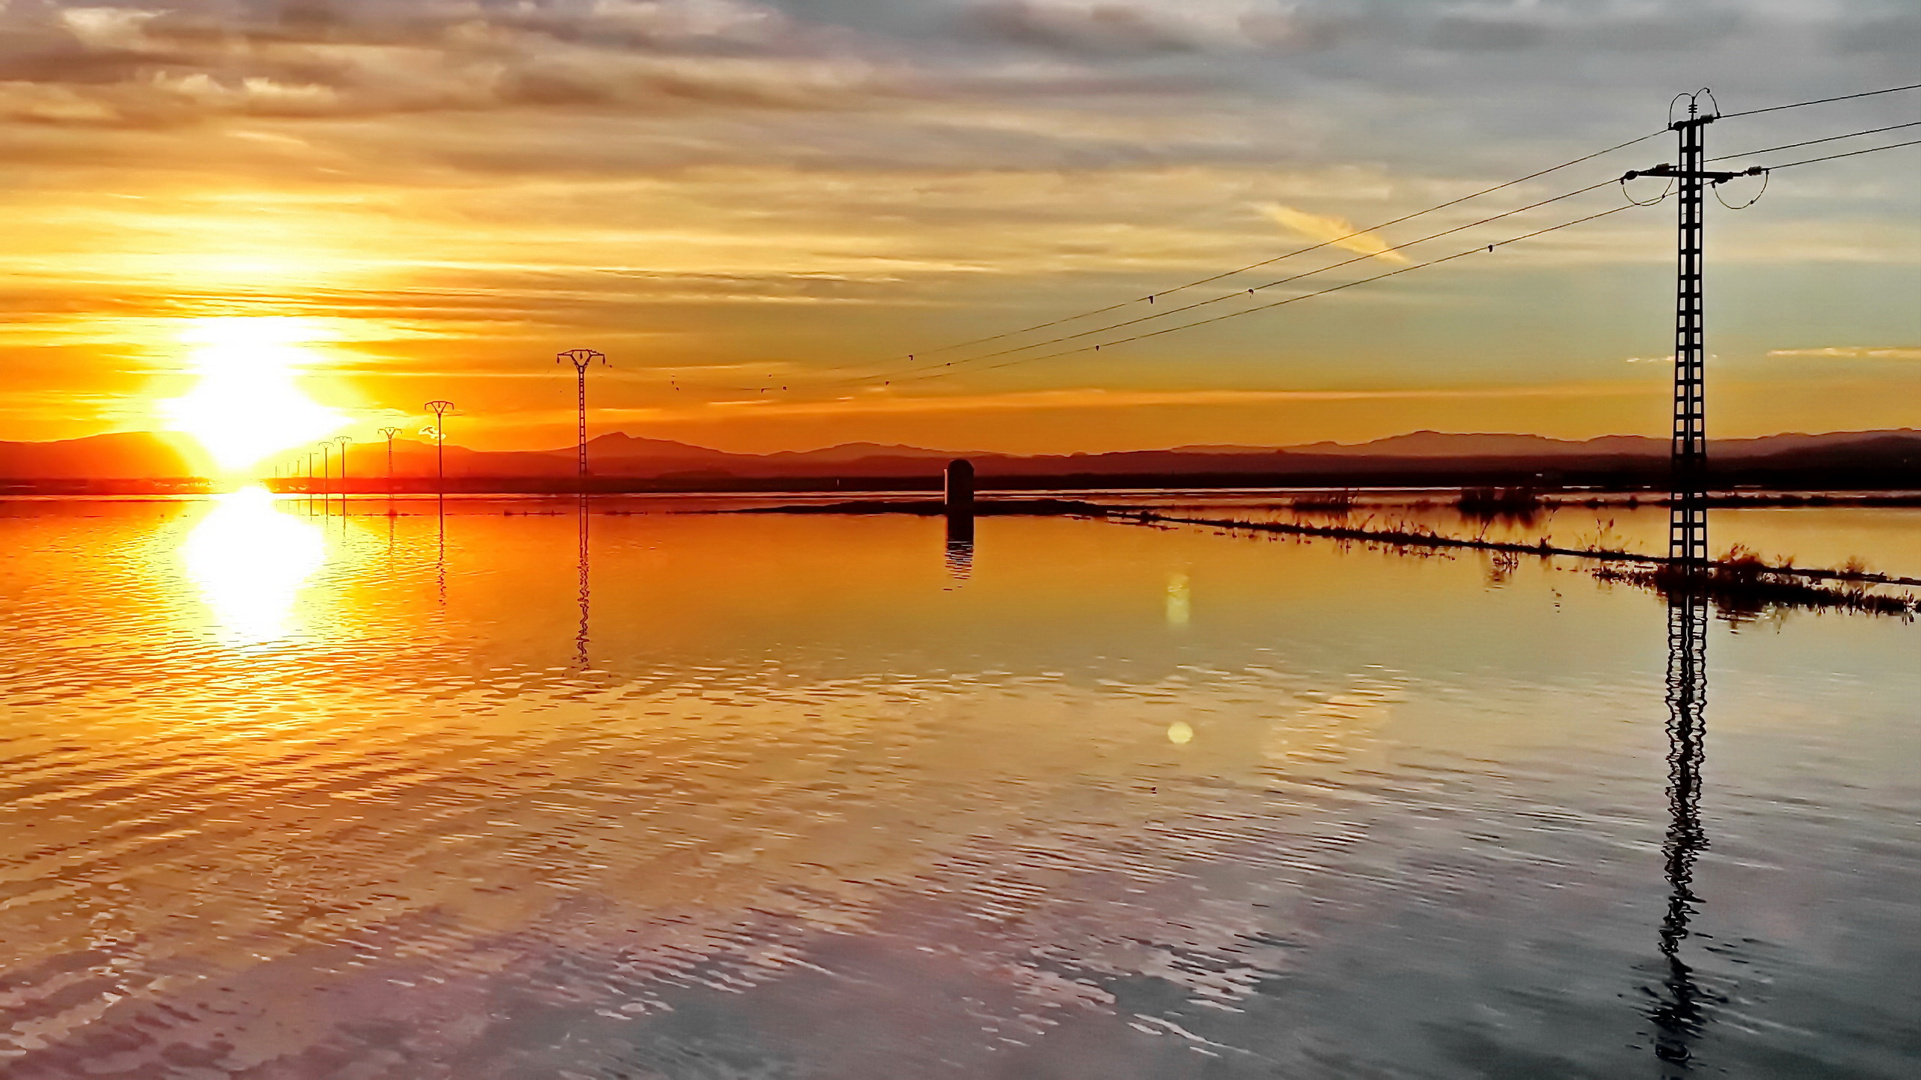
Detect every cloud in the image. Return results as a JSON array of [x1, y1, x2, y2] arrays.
[[674, 381, 1646, 418], [58, 6, 162, 49], [968, 1, 1282, 55], [0, 0, 894, 128], [1256, 204, 1407, 263], [1767, 346, 1921, 361], [1427, 16, 1545, 53]]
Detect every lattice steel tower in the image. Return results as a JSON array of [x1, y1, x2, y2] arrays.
[[1625, 91, 1751, 565], [378, 426, 401, 488], [424, 400, 455, 495], [557, 349, 607, 486]]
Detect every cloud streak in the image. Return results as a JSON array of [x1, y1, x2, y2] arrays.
[[677, 380, 1649, 418], [1768, 346, 1921, 361], [1257, 203, 1408, 263]]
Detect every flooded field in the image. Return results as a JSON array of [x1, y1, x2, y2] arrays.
[[1, 493, 1916, 1078], [1088, 491, 1921, 581]]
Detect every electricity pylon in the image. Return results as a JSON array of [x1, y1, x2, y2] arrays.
[[332, 435, 353, 513], [1622, 90, 1760, 568], [316, 440, 332, 513], [378, 426, 401, 493], [1623, 94, 1771, 1071], [557, 349, 607, 490], [424, 400, 455, 495]]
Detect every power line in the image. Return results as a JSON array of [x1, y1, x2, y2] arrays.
[[1760, 137, 1921, 171], [895, 203, 1647, 385], [714, 127, 1667, 390], [1718, 82, 1921, 119], [899, 131, 1666, 364], [1707, 120, 1921, 161], [870, 178, 1622, 381], [686, 99, 1912, 400], [952, 130, 1910, 384]]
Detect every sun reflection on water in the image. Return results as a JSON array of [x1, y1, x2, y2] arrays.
[[181, 486, 325, 644]]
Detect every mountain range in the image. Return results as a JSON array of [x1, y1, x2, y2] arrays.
[[3, 429, 1917, 491]]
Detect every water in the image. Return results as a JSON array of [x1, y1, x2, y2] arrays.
[[2, 493, 1916, 1078]]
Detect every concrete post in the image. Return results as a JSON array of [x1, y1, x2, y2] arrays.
[[944, 458, 975, 568], [944, 458, 975, 517]]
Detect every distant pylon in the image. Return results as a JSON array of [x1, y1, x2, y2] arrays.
[[332, 435, 352, 514], [316, 439, 332, 514], [557, 349, 607, 490], [425, 400, 455, 496], [378, 426, 401, 493]]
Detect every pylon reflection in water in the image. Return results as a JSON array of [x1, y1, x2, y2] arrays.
[[1647, 582, 1718, 1075]]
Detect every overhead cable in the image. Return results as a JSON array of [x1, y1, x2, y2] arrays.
[[892, 203, 1650, 385], [788, 127, 1669, 381], [683, 107, 1913, 399], [1707, 120, 1921, 161], [1717, 82, 1921, 119], [847, 127, 1916, 391], [867, 179, 1624, 381], [1759, 137, 1921, 170]]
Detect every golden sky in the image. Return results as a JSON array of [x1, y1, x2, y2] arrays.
[[1, 0, 1916, 462]]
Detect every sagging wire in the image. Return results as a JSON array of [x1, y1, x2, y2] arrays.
[[1713, 170, 1769, 210]]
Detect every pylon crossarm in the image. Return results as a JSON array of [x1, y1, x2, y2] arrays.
[[1626, 165, 1759, 184]]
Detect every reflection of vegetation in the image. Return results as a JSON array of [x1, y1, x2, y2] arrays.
[[1571, 516, 1624, 554], [1458, 486, 1543, 516], [1290, 490, 1357, 513], [1486, 549, 1522, 585], [1596, 546, 1915, 619], [1706, 492, 1921, 508]]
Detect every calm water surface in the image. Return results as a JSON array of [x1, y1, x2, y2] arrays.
[[1, 493, 1916, 1079]]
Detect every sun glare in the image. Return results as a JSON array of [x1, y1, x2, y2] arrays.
[[163, 317, 346, 472], [182, 486, 326, 645]]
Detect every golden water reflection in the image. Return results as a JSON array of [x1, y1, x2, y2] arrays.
[[0, 501, 1914, 1078], [180, 486, 325, 644]]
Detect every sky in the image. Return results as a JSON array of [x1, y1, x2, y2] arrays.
[[0, 0, 1916, 458]]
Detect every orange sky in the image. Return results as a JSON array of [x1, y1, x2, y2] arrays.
[[1, 1, 1915, 464]]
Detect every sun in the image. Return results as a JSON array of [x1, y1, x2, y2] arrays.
[[162, 317, 347, 472]]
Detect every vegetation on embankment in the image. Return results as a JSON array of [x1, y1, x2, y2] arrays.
[[1109, 510, 1919, 618], [733, 498, 1114, 516], [1594, 552, 1916, 618], [1457, 486, 1545, 515], [732, 497, 1916, 616]]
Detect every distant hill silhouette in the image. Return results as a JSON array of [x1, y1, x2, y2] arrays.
[[3, 428, 1916, 492], [1171, 430, 1919, 460], [0, 432, 211, 481]]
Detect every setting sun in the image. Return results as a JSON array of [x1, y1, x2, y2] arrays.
[[162, 317, 346, 472]]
